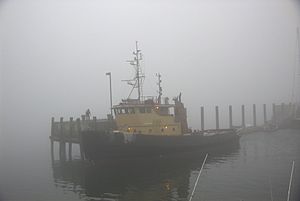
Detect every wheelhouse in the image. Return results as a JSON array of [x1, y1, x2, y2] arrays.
[[112, 98, 184, 136]]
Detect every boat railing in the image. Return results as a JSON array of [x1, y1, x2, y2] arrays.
[[121, 96, 171, 105]]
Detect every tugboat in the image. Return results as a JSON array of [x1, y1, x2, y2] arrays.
[[82, 42, 240, 160]]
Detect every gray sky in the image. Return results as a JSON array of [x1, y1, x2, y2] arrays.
[[0, 0, 300, 141]]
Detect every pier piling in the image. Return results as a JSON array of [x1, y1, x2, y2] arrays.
[[59, 117, 66, 162], [263, 104, 267, 124], [77, 118, 84, 161], [50, 117, 55, 162], [215, 106, 219, 130], [201, 107, 204, 131], [253, 104, 256, 127], [229, 105, 233, 129], [50, 139, 54, 163], [241, 105, 245, 128], [272, 103, 276, 125], [68, 117, 73, 161]]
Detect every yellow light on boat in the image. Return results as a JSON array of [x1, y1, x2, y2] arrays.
[[164, 126, 168, 129], [127, 127, 131, 132], [155, 106, 159, 109], [164, 182, 171, 191]]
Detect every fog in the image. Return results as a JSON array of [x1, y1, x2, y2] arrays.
[[1, 0, 300, 150]]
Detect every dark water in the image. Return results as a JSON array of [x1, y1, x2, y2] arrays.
[[1, 129, 300, 201]]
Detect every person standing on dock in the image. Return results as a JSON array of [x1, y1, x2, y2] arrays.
[[86, 109, 91, 119]]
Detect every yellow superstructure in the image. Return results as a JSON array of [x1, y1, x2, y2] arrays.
[[113, 102, 182, 135]]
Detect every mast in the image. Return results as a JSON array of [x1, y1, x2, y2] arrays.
[[125, 41, 144, 101], [134, 41, 141, 101], [156, 73, 162, 104]]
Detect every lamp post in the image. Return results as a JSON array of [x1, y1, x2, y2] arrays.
[[106, 72, 113, 118]]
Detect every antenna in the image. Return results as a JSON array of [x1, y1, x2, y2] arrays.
[[156, 73, 162, 104]]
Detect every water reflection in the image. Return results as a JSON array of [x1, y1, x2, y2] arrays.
[[51, 142, 240, 201]]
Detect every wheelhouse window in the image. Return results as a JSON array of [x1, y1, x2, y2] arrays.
[[114, 107, 136, 115], [159, 107, 169, 115]]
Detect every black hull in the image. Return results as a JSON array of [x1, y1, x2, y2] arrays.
[[82, 130, 240, 160], [52, 141, 240, 199]]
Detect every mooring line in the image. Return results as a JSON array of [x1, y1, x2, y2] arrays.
[[189, 153, 208, 201], [287, 160, 295, 201], [269, 176, 274, 201]]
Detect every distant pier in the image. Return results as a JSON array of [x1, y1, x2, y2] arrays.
[[199, 102, 298, 134]]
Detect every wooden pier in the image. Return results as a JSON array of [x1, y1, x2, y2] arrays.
[[50, 115, 114, 162]]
